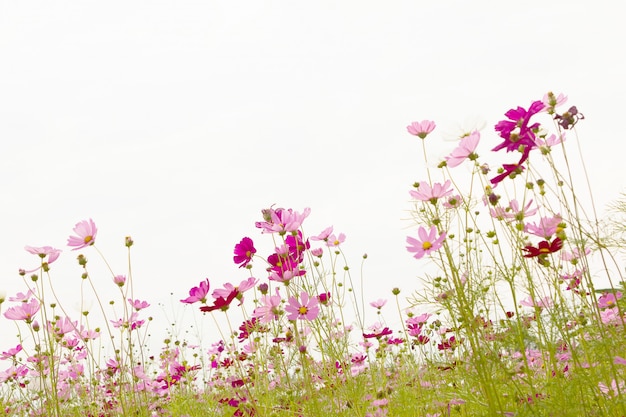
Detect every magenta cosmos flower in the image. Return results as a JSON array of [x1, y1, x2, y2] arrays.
[[180, 278, 210, 304], [285, 291, 320, 321], [406, 120, 436, 139], [406, 225, 446, 259], [233, 237, 256, 268], [445, 131, 480, 168], [67, 219, 97, 250], [493, 100, 545, 154]]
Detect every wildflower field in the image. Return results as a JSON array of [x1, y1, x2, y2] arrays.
[[2, 92, 626, 416]]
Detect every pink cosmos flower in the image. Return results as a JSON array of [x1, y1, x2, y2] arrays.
[[445, 131, 480, 168], [253, 288, 283, 324], [407, 120, 436, 139], [113, 275, 126, 287], [406, 225, 446, 259], [327, 233, 346, 247], [285, 291, 320, 321], [311, 226, 334, 241], [3, 299, 40, 323], [180, 278, 210, 304], [24, 245, 62, 264], [534, 133, 565, 149], [409, 180, 453, 204], [67, 219, 97, 250], [525, 215, 562, 239], [255, 207, 311, 234], [8, 290, 34, 303], [233, 237, 256, 268], [212, 277, 258, 305], [598, 292, 622, 309], [128, 299, 150, 311], [443, 195, 462, 209], [370, 299, 387, 309], [0, 344, 23, 360], [542, 92, 568, 114], [520, 295, 553, 309]]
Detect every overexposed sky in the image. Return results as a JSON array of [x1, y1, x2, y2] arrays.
[[1, 1, 625, 343]]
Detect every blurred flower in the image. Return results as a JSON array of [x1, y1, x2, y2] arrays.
[[253, 288, 283, 324], [113, 275, 127, 287], [327, 233, 346, 247], [255, 207, 311, 235], [369, 299, 387, 309], [525, 215, 563, 239], [311, 226, 334, 241], [67, 219, 97, 250]]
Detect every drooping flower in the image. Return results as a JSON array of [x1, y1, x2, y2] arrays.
[[180, 278, 210, 304], [285, 291, 319, 321], [24, 246, 62, 264], [445, 131, 480, 168], [409, 180, 454, 204], [67, 219, 98, 250], [407, 120, 436, 139], [406, 225, 446, 260], [369, 299, 387, 309], [233, 237, 256, 268]]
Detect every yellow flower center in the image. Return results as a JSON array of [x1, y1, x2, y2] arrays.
[[298, 306, 308, 315], [422, 241, 433, 250], [84, 235, 93, 244], [539, 247, 551, 254]]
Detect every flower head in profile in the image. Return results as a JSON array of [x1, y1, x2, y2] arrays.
[[445, 131, 480, 168], [67, 219, 97, 250], [180, 278, 210, 304], [410, 180, 453, 204], [285, 291, 319, 321], [407, 120, 436, 139], [24, 246, 62, 264], [3, 299, 40, 323], [406, 225, 446, 260], [233, 237, 256, 268]]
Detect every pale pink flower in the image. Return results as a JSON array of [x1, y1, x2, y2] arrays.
[[327, 233, 346, 247], [561, 246, 590, 262], [407, 120, 436, 139], [255, 207, 311, 234], [67, 219, 97, 250], [520, 296, 553, 309], [599, 379, 625, 397], [406, 225, 446, 259], [311, 226, 334, 241], [113, 275, 126, 287], [598, 292, 621, 309], [535, 132, 565, 148], [3, 299, 40, 322], [369, 299, 387, 309], [409, 180, 453, 203], [24, 245, 62, 264], [445, 131, 480, 167], [253, 288, 283, 324], [8, 290, 34, 303], [128, 299, 150, 311], [285, 291, 320, 321], [525, 215, 562, 239]]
